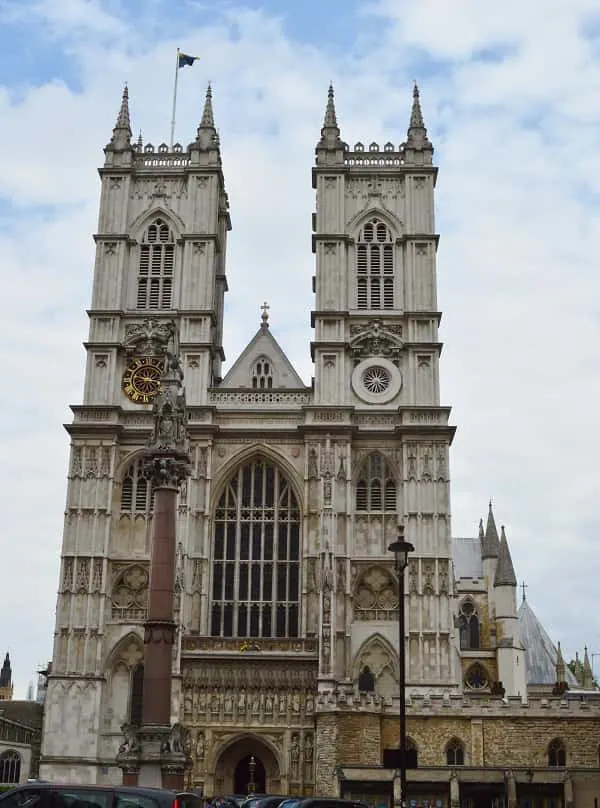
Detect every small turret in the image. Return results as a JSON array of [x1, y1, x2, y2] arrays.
[[582, 646, 595, 690], [552, 641, 569, 695], [404, 82, 433, 163], [315, 83, 345, 165], [190, 84, 221, 165]]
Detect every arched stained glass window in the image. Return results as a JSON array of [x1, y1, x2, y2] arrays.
[[0, 751, 20, 784], [211, 458, 301, 638], [548, 739, 566, 767]]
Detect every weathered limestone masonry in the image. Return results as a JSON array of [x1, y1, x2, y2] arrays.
[[39, 77, 600, 806]]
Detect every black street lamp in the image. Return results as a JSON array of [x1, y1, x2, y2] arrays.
[[247, 754, 256, 796], [389, 526, 414, 808]]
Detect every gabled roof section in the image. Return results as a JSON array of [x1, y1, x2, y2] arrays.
[[517, 598, 578, 687], [220, 308, 306, 390]]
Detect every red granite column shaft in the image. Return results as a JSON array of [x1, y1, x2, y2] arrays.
[[142, 485, 178, 727]]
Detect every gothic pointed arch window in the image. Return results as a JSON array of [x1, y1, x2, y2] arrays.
[[356, 452, 396, 512], [446, 738, 465, 765], [129, 663, 144, 726], [121, 459, 153, 515], [0, 750, 21, 784], [211, 457, 301, 638], [458, 597, 480, 650], [356, 217, 394, 310], [548, 738, 566, 767], [136, 218, 175, 310]]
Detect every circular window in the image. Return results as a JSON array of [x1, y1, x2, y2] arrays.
[[351, 358, 402, 404], [362, 365, 391, 394]]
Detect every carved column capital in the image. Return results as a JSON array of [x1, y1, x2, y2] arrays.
[[144, 453, 191, 489], [144, 620, 177, 645]]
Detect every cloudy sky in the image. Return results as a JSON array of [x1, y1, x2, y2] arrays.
[[1, 0, 600, 697]]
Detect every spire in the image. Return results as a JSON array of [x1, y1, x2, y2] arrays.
[[494, 525, 517, 587], [0, 652, 11, 687], [200, 83, 215, 128], [405, 81, 433, 156], [481, 501, 500, 559], [583, 646, 594, 689], [324, 82, 338, 128], [193, 83, 219, 154], [478, 518, 484, 541], [555, 641, 567, 686], [317, 82, 343, 153], [108, 84, 132, 151]]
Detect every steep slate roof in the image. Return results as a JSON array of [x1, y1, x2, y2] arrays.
[[220, 321, 307, 389], [452, 537, 483, 579], [518, 599, 578, 687]]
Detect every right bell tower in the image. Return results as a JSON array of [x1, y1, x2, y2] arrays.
[[311, 83, 458, 690]]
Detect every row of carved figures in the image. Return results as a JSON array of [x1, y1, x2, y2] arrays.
[[183, 688, 316, 719]]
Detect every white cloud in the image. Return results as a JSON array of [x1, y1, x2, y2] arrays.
[[1, 0, 600, 695]]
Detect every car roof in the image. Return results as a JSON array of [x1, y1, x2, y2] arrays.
[[6, 786, 196, 796]]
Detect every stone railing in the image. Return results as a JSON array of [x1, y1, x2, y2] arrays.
[[182, 636, 318, 654], [208, 389, 311, 407], [134, 143, 190, 169]]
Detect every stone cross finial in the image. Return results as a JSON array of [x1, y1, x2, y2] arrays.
[[521, 581, 528, 602], [261, 301, 270, 327]]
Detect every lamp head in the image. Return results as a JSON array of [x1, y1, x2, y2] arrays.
[[388, 527, 414, 571]]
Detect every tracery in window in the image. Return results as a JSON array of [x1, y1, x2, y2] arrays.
[[446, 738, 465, 765], [121, 460, 153, 515], [252, 357, 273, 389], [458, 597, 480, 650], [136, 218, 175, 310], [548, 738, 566, 767], [356, 217, 394, 310], [211, 458, 300, 638], [0, 750, 21, 784], [465, 662, 488, 690], [356, 453, 396, 512]]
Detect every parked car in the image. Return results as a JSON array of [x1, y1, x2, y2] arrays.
[[0, 783, 203, 808]]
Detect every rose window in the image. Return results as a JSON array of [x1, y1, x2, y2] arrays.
[[362, 365, 391, 394]]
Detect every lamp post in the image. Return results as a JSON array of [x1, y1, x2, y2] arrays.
[[389, 526, 414, 808], [247, 754, 256, 796]]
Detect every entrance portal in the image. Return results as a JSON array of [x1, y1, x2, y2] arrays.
[[213, 735, 281, 796], [234, 755, 266, 795]]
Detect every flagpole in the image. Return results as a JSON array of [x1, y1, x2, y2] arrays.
[[170, 48, 180, 149]]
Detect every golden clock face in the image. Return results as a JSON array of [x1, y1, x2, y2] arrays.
[[122, 357, 163, 404]]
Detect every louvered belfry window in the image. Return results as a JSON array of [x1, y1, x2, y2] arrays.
[[121, 460, 153, 515], [356, 452, 396, 512], [356, 217, 394, 310], [136, 218, 175, 310], [211, 458, 301, 639]]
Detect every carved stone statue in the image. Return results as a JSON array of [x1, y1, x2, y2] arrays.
[[195, 731, 205, 760], [118, 723, 140, 754]]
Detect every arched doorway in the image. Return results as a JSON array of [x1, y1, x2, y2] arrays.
[[213, 735, 281, 796], [234, 755, 266, 795]]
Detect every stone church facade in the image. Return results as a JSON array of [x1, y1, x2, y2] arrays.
[[39, 83, 600, 806]]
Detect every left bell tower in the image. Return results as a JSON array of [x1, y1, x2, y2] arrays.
[[40, 85, 231, 784]]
